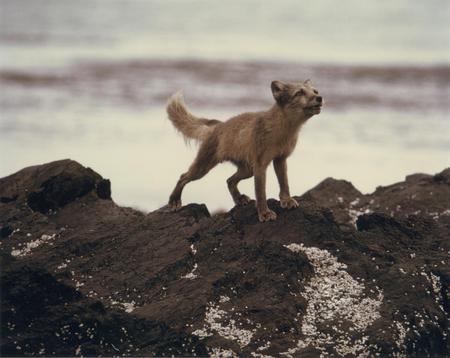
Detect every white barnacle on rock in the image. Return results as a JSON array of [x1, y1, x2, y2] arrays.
[[11, 234, 57, 257], [251, 352, 275, 358], [192, 296, 255, 348], [347, 198, 372, 228], [122, 301, 136, 313], [391, 320, 409, 356], [423, 272, 445, 313], [181, 263, 198, 279], [75, 345, 81, 356], [181, 244, 199, 279], [109, 299, 137, 313], [350, 198, 360, 206], [429, 273, 441, 295], [428, 212, 440, 220], [219, 295, 231, 303], [252, 341, 275, 358], [190, 243, 197, 255], [209, 347, 238, 357], [56, 262, 68, 270], [257, 341, 271, 351], [282, 243, 384, 357]]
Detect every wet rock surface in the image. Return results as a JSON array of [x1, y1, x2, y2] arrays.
[[1, 160, 449, 357]]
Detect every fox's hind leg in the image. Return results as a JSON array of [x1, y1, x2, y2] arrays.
[[168, 139, 218, 210], [227, 163, 253, 206]]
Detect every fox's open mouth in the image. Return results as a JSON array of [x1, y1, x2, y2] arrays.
[[305, 104, 322, 112]]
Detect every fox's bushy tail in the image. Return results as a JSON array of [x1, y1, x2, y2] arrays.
[[166, 92, 220, 142]]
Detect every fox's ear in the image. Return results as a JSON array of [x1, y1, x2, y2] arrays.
[[304, 79, 313, 87], [271, 80, 289, 106]]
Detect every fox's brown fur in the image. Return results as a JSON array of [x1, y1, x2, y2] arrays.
[[166, 80, 323, 222]]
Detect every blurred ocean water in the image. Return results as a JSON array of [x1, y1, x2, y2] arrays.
[[0, 0, 449, 212], [1, 0, 449, 67]]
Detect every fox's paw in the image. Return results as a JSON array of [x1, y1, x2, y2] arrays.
[[258, 209, 277, 222], [168, 199, 182, 211], [280, 197, 299, 209], [237, 194, 251, 206]]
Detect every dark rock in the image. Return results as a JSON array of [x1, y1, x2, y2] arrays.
[[300, 178, 363, 231], [96, 178, 111, 200], [0, 226, 13, 238], [304, 177, 362, 200], [1, 160, 449, 357], [177, 203, 211, 221], [0, 195, 18, 203], [26, 173, 97, 213], [405, 173, 431, 182], [1, 260, 207, 357], [434, 168, 450, 184], [0, 159, 111, 214], [356, 213, 417, 237]]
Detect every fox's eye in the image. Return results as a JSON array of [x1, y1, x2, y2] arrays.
[[295, 89, 305, 97], [313, 90, 318, 94]]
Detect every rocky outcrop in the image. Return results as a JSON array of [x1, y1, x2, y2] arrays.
[[0, 159, 111, 214], [1, 160, 449, 357]]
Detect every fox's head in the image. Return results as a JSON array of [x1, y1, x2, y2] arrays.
[[271, 80, 323, 118]]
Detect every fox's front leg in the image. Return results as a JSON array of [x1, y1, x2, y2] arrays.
[[273, 157, 299, 209], [254, 164, 277, 222]]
